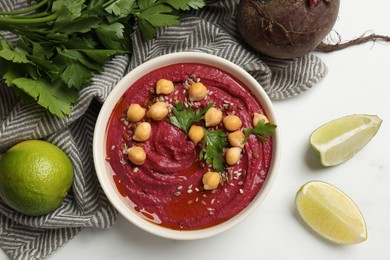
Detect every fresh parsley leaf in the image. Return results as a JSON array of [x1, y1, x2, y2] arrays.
[[0, 40, 31, 64], [202, 129, 228, 173], [59, 62, 94, 89], [137, 19, 157, 40], [55, 16, 102, 34], [243, 119, 277, 143], [12, 78, 78, 118], [169, 102, 213, 133], [137, 4, 180, 40], [94, 22, 130, 51], [105, 0, 136, 18], [27, 55, 60, 79], [137, 0, 157, 9], [162, 0, 206, 11], [78, 49, 128, 64], [52, 0, 84, 24]]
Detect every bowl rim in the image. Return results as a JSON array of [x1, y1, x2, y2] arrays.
[[93, 52, 281, 240]]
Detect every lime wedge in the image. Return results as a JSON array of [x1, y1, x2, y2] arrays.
[[310, 114, 382, 166], [295, 181, 367, 245]]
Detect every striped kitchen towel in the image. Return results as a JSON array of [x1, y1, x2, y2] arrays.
[[0, 0, 327, 259]]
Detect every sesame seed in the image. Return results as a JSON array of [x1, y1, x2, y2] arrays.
[[195, 187, 200, 192], [238, 181, 244, 185], [201, 200, 206, 205], [177, 185, 183, 190], [120, 158, 127, 165], [173, 191, 181, 197], [187, 189, 193, 194], [187, 200, 193, 205], [239, 189, 244, 194], [211, 199, 216, 204], [133, 167, 139, 173], [224, 188, 228, 193], [111, 145, 115, 150]]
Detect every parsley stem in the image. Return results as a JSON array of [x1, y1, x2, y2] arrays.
[[0, 12, 58, 25], [0, 12, 52, 20], [0, 0, 49, 16]]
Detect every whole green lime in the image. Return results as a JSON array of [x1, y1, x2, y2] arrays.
[[0, 140, 74, 216]]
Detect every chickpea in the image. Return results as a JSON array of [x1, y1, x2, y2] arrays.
[[133, 122, 151, 142], [188, 125, 204, 145], [228, 130, 245, 148], [126, 104, 146, 122], [127, 146, 146, 165], [204, 107, 222, 127], [202, 171, 221, 190], [156, 79, 174, 95], [253, 113, 269, 127], [188, 82, 207, 101], [223, 115, 242, 131], [147, 101, 169, 121], [225, 147, 242, 166]]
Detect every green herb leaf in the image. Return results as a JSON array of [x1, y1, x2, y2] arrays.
[[137, 19, 157, 40], [202, 129, 228, 173], [169, 102, 213, 133], [0, 40, 31, 64], [12, 78, 78, 118], [52, 0, 84, 24], [105, 0, 136, 18], [137, 0, 157, 9], [94, 22, 130, 51], [243, 119, 277, 143], [162, 0, 206, 10], [137, 4, 179, 26]]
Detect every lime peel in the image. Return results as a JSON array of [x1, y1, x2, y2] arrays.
[[310, 114, 382, 166], [295, 181, 367, 245], [0, 140, 74, 216]]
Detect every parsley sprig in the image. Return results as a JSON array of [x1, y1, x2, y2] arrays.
[[243, 119, 277, 143], [169, 102, 213, 133], [200, 129, 227, 173], [0, 0, 205, 117]]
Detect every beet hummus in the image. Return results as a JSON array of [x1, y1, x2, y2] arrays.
[[105, 63, 274, 230]]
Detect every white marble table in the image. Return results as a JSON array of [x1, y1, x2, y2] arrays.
[[2, 0, 389, 259]]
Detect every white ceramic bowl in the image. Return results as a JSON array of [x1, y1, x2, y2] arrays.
[[93, 52, 280, 240]]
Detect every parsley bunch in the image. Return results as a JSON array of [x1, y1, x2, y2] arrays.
[[0, 0, 205, 117]]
